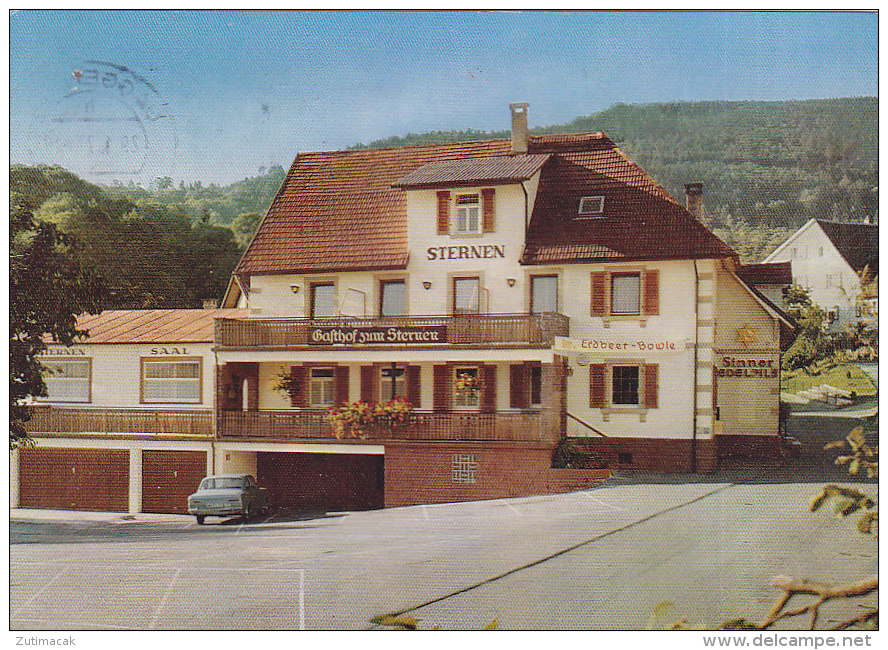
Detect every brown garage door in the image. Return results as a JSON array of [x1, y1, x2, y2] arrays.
[[258, 452, 384, 512], [142, 450, 207, 514], [19, 448, 129, 512]]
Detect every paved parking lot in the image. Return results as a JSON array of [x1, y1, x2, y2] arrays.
[[10, 414, 878, 630]]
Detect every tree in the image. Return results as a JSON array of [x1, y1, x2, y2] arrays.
[[9, 201, 107, 448], [231, 211, 262, 247], [782, 284, 830, 371]]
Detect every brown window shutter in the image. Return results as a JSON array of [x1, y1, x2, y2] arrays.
[[360, 365, 375, 402], [509, 364, 527, 408], [481, 187, 495, 233], [289, 366, 307, 408], [590, 272, 607, 317], [643, 270, 660, 315], [433, 364, 450, 412], [482, 364, 497, 413], [644, 364, 659, 409], [334, 366, 349, 406], [589, 364, 606, 408], [437, 191, 451, 235], [406, 365, 421, 407]]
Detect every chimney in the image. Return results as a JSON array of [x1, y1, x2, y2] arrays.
[[510, 102, 529, 154], [684, 182, 704, 220]]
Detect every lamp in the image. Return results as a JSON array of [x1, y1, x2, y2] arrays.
[[290, 285, 300, 294], [507, 278, 516, 287], [423, 281, 432, 290]]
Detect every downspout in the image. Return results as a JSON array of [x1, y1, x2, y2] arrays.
[[691, 259, 700, 473], [521, 181, 529, 233], [212, 348, 218, 475]]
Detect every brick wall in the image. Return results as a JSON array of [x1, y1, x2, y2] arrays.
[[566, 437, 719, 473], [716, 434, 784, 464], [383, 441, 608, 507]]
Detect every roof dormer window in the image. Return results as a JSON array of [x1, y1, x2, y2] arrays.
[[455, 194, 481, 234], [577, 195, 605, 218]]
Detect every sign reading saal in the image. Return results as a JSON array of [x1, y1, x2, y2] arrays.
[[310, 325, 448, 346]]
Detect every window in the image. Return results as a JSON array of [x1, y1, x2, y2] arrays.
[[578, 195, 605, 217], [453, 276, 481, 314], [310, 282, 336, 318], [379, 365, 407, 400], [379, 279, 406, 317], [309, 368, 336, 407], [142, 359, 201, 403], [454, 194, 480, 234], [40, 358, 91, 403], [611, 366, 640, 405], [452, 453, 477, 484], [611, 273, 641, 315], [530, 275, 558, 314], [454, 366, 481, 410], [529, 364, 542, 407]]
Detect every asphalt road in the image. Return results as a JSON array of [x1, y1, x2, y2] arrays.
[[10, 413, 878, 631]]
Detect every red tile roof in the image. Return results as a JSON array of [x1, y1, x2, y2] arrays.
[[737, 261, 793, 286], [52, 309, 248, 344], [522, 137, 735, 264], [392, 153, 551, 189], [236, 132, 736, 275]]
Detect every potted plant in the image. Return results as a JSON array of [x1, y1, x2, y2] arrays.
[[326, 397, 414, 439], [455, 372, 484, 399]]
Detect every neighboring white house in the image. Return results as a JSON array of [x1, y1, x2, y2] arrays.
[[764, 219, 878, 332]]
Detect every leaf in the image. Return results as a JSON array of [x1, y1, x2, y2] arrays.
[[833, 499, 853, 516], [847, 427, 865, 449], [810, 490, 829, 512], [371, 614, 419, 630], [857, 512, 877, 535], [482, 618, 498, 630], [824, 440, 846, 450], [849, 459, 861, 475]]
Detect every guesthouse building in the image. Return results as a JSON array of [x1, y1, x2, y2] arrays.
[[14, 104, 796, 514]]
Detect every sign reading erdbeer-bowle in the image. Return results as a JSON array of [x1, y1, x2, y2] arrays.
[[310, 325, 447, 346]]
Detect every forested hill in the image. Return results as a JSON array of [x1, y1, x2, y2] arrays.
[[352, 98, 878, 260]]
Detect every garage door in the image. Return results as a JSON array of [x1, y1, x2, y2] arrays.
[[19, 448, 129, 512], [257, 452, 384, 512], [142, 450, 208, 514]]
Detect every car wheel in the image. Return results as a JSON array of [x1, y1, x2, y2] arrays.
[[196, 515, 205, 525]]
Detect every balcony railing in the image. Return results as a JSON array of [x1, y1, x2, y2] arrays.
[[25, 406, 214, 436], [219, 409, 544, 442], [215, 313, 569, 349]]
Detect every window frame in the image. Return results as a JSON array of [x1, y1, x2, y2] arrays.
[[378, 278, 408, 318], [610, 272, 642, 316], [308, 281, 337, 319], [379, 364, 407, 401], [453, 193, 482, 235], [611, 365, 640, 405], [577, 195, 605, 218], [38, 357, 92, 404], [308, 366, 337, 408], [530, 274, 559, 314], [596, 360, 655, 421], [140, 357, 203, 405], [453, 365, 481, 411], [451, 275, 483, 315], [451, 453, 478, 484]]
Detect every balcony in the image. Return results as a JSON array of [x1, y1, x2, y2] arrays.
[[219, 409, 545, 443], [25, 406, 214, 437], [215, 313, 569, 349]]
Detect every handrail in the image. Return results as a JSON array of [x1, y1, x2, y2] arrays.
[[566, 412, 608, 437]]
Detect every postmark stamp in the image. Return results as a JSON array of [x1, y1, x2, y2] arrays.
[[30, 59, 180, 185]]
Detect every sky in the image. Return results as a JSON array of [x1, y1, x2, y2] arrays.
[[9, 10, 879, 186]]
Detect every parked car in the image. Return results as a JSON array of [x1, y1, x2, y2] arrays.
[[187, 473, 268, 525]]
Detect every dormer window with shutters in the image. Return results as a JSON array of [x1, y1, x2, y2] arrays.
[[590, 268, 659, 327], [455, 194, 481, 234], [435, 188, 497, 237]]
